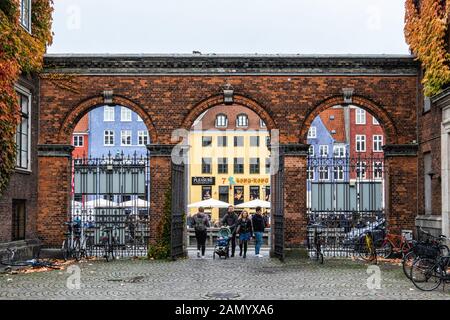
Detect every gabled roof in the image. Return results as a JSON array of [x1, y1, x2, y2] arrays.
[[319, 107, 346, 143]]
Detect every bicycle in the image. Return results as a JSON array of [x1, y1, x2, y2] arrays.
[[380, 232, 413, 259], [308, 223, 324, 264], [410, 254, 450, 291], [358, 231, 379, 263], [1, 248, 58, 270], [61, 221, 84, 261], [100, 225, 122, 262]]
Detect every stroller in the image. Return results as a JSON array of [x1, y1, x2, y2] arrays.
[[213, 226, 232, 259]]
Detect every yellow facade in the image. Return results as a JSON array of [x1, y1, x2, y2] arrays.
[[188, 130, 270, 224]]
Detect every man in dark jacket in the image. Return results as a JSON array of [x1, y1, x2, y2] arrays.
[[192, 207, 210, 258], [221, 205, 238, 257], [252, 206, 266, 257]]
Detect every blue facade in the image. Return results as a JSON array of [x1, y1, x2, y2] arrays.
[[88, 105, 149, 158]]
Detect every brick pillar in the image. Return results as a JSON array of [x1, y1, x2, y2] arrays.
[[147, 144, 175, 244], [383, 144, 419, 234], [37, 144, 74, 247]]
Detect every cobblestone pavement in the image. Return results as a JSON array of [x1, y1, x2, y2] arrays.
[[0, 249, 449, 300]]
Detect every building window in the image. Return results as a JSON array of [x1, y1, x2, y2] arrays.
[[308, 145, 315, 157], [121, 130, 132, 146], [333, 145, 345, 158], [217, 136, 227, 147], [424, 153, 432, 214], [319, 166, 329, 181], [260, 119, 266, 128], [333, 166, 344, 181], [250, 136, 260, 147], [265, 158, 270, 174], [249, 158, 260, 174], [373, 116, 379, 125], [218, 157, 228, 174], [104, 130, 114, 146], [356, 162, 366, 179], [356, 135, 366, 152], [19, 0, 31, 32], [121, 107, 132, 121], [215, 114, 228, 128], [234, 186, 244, 205], [73, 135, 84, 147], [424, 96, 431, 112], [12, 200, 26, 241], [202, 136, 212, 147], [250, 186, 260, 200], [15, 89, 31, 170], [319, 145, 329, 157], [202, 158, 212, 174], [138, 131, 149, 146], [307, 166, 314, 180], [308, 126, 317, 138], [355, 108, 366, 124], [236, 114, 248, 127], [234, 158, 244, 174], [202, 186, 212, 200], [137, 115, 143, 122], [374, 162, 383, 179], [104, 106, 115, 121], [266, 136, 270, 147], [234, 136, 244, 147], [373, 135, 383, 152]]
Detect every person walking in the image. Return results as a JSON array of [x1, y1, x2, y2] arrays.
[[252, 206, 265, 257], [221, 205, 238, 257], [236, 210, 253, 259], [191, 207, 210, 258]]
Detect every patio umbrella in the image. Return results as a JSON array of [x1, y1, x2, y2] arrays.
[[119, 198, 149, 208], [84, 198, 117, 208], [235, 199, 271, 209], [187, 198, 231, 208]]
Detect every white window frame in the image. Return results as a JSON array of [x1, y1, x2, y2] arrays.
[[137, 131, 149, 146], [308, 145, 315, 156], [307, 166, 315, 180], [73, 135, 84, 147], [308, 126, 317, 138], [333, 165, 344, 181], [104, 106, 115, 122], [319, 145, 329, 157], [333, 145, 346, 158], [356, 162, 367, 179], [215, 114, 228, 128], [104, 130, 114, 146], [137, 115, 143, 122], [121, 130, 132, 146], [19, 0, 32, 33], [356, 135, 366, 152], [373, 135, 383, 152], [355, 108, 366, 125], [373, 116, 379, 125], [121, 107, 132, 122], [15, 85, 32, 171], [373, 161, 383, 180], [236, 114, 249, 128], [318, 166, 329, 181], [260, 119, 266, 128]]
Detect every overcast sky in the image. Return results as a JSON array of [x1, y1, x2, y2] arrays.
[[47, 0, 410, 54]]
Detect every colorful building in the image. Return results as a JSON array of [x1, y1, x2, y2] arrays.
[[188, 105, 270, 223], [72, 114, 89, 158]]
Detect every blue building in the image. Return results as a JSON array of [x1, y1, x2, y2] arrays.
[[89, 105, 150, 158]]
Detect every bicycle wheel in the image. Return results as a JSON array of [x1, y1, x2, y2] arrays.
[[358, 236, 376, 262], [379, 241, 393, 259], [410, 258, 443, 291], [73, 239, 81, 261], [402, 250, 417, 280], [62, 239, 70, 261]]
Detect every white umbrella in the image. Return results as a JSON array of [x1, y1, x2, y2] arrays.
[[187, 198, 230, 208], [119, 198, 149, 208], [71, 200, 82, 208], [84, 198, 117, 208], [235, 199, 271, 209]]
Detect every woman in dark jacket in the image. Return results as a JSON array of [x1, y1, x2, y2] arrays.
[[236, 210, 253, 258]]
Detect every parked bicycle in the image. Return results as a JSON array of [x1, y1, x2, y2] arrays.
[[61, 221, 91, 261], [1, 248, 57, 270], [308, 223, 324, 264], [100, 225, 123, 262], [380, 232, 413, 259], [410, 253, 450, 291]]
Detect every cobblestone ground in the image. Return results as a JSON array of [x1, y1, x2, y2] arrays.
[[0, 249, 449, 300]]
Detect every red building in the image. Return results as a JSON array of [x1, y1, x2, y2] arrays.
[[349, 106, 385, 180], [72, 114, 89, 158]]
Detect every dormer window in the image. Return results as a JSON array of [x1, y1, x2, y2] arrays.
[[20, 0, 32, 33], [215, 114, 228, 128], [260, 119, 266, 128], [236, 114, 248, 128]]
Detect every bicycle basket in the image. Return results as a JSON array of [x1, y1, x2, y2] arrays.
[[412, 244, 440, 258]]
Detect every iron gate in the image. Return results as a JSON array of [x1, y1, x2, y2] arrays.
[[306, 154, 386, 257], [271, 155, 285, 261], [171, 162, 186, 259], [70, 152, 150, 257]]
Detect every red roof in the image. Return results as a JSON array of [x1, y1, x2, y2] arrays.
[[319, 108, 346, 143]]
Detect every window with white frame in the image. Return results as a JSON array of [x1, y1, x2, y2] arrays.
[[15, 89, 31, 170], [333, 165, 344, 181], [373, 116, 379, 125], [308, 126, 317, 138], [138, 131, 149, 145], [137, 115, 143, 122], [356, 162, 366, 179], [308, 145, 315, 156], [374, 162, 383, 179], [20, 0, 31, 32], [121, 107, 132, 121], [307, 166, 315, 180], [236, 114, 249, 127], [104, 106, 115, 121], [73, 135, 84, 147], [333, 145, 346, 158], [355, 108, 366, 124], [373, 135, 383, 152], [215, 114, 228, 128], [104, 130, 114, 146], [319, 166, 329, 181], [121, 130, 132, 146], [260, 119, 266, 128], [319, 145, 328, 157], [356, 135, 366, 152]]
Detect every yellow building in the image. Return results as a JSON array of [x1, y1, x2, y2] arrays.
[[188, 105, 270, 224]]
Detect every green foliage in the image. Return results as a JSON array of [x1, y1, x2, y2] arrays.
[[147, 186, 172, 260]]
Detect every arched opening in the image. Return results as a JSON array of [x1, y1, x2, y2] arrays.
[[186, 103, 272, 258], [69, 104, 152, 258], [305, 104, 388, 258]]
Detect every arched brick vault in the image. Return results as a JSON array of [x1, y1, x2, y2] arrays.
[[181, 94, 277, 132], [299, 95, 399, 145], [58, 95, 159, 144]]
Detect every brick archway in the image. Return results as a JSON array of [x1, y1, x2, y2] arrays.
[[58, 95, 159, 144], [298, 95, 399, 144]]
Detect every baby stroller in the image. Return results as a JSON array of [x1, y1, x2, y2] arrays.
[[213, 226, 232, 259]]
